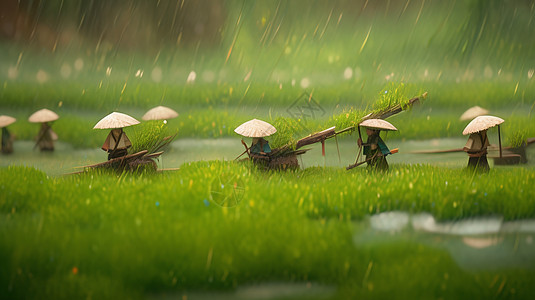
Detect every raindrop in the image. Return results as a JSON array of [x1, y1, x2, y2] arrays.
[[135, 69, 144, 78], [36, 70, 49, 83], [284, 46, 292, 54], [74, 58, 84, 71], [187, 71, 197, 84], [243, 70, 252, 82], [343, 67, 353, 79], [106, 67, 112, 77], [300, 77, 310, 88]]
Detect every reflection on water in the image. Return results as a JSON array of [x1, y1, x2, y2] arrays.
[[355, 212, 535, 271], [3, 137, 517, 175]]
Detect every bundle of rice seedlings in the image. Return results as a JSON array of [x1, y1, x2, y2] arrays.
[[506, 130, 528, 148], [129, 121, 177, 155]]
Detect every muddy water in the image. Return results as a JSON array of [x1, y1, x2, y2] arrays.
[[4, 137, 530, 175]]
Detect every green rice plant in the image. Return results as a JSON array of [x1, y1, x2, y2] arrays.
[[1, 162, 535, 299], [128, 121, 177, 155], [507, 130, 528, 148], [268, 116, 313, 149], [329, 107, 367, 132]]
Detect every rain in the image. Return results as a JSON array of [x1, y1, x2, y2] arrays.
[[1, 0, 535, 299]]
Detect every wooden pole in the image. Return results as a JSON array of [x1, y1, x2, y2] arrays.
[[334, 135, 341, 164], [498, 125, 502, 158]]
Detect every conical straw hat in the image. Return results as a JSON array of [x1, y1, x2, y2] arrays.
[[0, 115, 16, 127], [234, 119, 277, 137], [462, 115, 504, 135], [359, 119, 397, 131], [28, 108, 59, 123], [93, 112, 140, 129], [460, 106, 489, 121], [142, 106, 179, 121]]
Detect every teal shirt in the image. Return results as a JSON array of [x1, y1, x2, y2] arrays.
[[363, 134, 390, 156], [251, 140, 271, 154]]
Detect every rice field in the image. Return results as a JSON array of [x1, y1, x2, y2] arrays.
[[2, 0, 535, 298], [1, 162, 535, 299]]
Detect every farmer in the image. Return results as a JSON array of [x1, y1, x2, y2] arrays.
[[0, 115, 16, 154], [356, 119, 397, 171], [1, 127, 14, 154], [102, 128, 132, 160], [463, 130, 490, 172], [234, 119, 276, 163], [250, 137, 272, 156], [28, 108, 59, 152], [358, 128, 391, 171], [93, 112, 140, 160], [36, 122, 58, 151], [462, 115, 504, 172]]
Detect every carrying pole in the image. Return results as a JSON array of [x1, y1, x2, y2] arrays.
[[498, 125, 503, 158]]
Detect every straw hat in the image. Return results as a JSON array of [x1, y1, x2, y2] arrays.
[[0, 115, 16, 128], [28, 108, 59, 123], [462, 115, 504, 135], [93, 112, 140, 129], [142, 106, 179, 121], [359, 119, 397, 131], [460, 106, 489, 121], [234, 119, 277, 137]]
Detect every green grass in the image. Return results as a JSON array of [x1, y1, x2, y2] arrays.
[[1, 162, 535, 299]]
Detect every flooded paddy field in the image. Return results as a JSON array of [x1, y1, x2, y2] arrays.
[[3, 137, 534, 175], [2, 0, 535, 298]]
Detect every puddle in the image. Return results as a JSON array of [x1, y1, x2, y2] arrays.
[[354, 212, 535, 271], [149, 282, 336, 300]]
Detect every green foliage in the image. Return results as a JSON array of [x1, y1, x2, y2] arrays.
[[128, 121, 177, 155], [1, 163, 535, 298], [330, 107, 367, 132], [371, 82, 421, 113], [269, 117, 302, 149]]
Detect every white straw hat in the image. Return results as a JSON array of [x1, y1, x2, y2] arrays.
[[28, 109, 59, 123], [460, 106, 489, 121], [359, 119, 397, 131], [0, 115, 16, 128], [234, 119, 277, 137], [462, 115, 504, 135], [93, 112, 140, 129], [142, 106, 179, 121]]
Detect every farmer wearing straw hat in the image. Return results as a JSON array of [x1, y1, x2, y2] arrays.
[[234, 119, 276, 163], [357, 119, 397, 171], [0, 115, 16, 154], [93, 112, 140, 160], [463, 115, 504, 172], [28, 109, 59, 151]]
